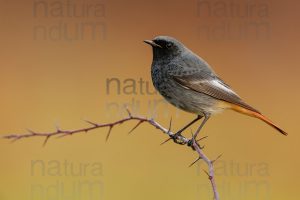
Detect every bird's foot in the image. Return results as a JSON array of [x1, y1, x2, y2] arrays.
[[187, 136, 207, 150], [161, 131, 186, 145], [171, 132, 186, 145]]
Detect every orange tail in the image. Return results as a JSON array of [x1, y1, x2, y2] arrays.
[[229, 104, 288, 136]]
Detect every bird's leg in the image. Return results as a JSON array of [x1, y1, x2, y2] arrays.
[[161, 115, 202, 145], [174, 115, 202, 137], [192, 115, 210, 141]]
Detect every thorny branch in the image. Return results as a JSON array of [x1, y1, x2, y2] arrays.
[[3, 109, 221, 200]]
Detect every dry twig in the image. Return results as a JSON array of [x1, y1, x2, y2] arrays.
[[2, 109, 220, 200]]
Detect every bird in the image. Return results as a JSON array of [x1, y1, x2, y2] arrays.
[[144, 35, 287, 141]]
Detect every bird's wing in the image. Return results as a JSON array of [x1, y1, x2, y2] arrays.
[[172, 73, 260, 113]]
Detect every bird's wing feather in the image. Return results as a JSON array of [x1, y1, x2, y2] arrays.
[[172, 73, 260, 113]]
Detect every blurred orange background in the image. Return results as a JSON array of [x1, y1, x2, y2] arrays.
[[0, 0, 299, 199]]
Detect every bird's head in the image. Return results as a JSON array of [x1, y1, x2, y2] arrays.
[[144, 36, 185, 60]]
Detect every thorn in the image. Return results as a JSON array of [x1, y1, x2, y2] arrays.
[[160, 117, 173, 145], [55, 125, 62, 133], [43, 136, 50, 147], [167, 117, 172, 133], [189, 157, 202, 167], [125, 107, 132, 118], [203, 169, 210, 177], [212, 154, 223, 164], [106, 126, 113, 141], [203, 169, 213, 180], [84, 120, 98, 127], [197, 136, 208, 142], [128, 120, 143, 134], [160, 137, 172, 145], [26, 129, 36, 135]]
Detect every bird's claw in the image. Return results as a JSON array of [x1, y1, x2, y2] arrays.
[[173, 136, 186, 145], [161, 131, 186, 145], [187, 138, 204, 150]]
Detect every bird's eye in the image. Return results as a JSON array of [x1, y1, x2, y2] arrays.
[[166, 43, 172, 49]]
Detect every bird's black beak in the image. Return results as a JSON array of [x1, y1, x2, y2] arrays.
[[144, 40, 162, 48]]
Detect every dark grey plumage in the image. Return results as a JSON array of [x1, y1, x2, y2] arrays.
[[144, 36, 287, 136], [145, 36, 257, 117]]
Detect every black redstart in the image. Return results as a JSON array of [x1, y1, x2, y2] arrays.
[[144, 36, 287, 139]]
